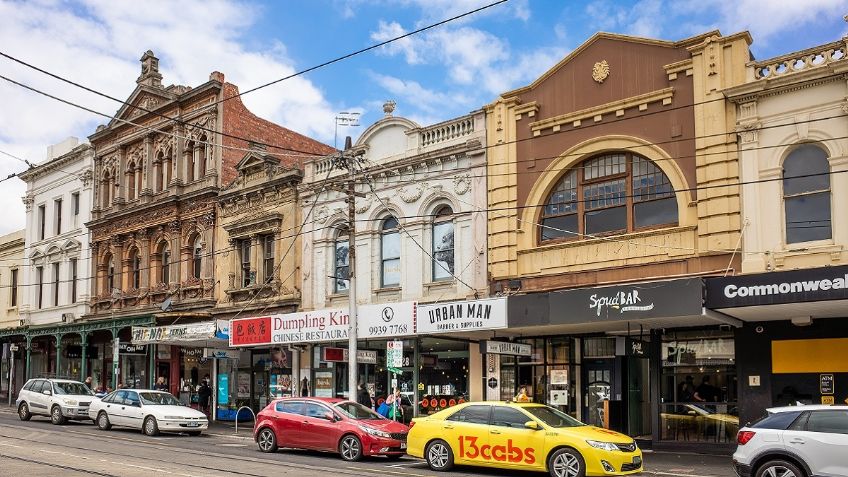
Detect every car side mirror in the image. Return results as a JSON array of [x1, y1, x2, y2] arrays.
[[524, 420, 540, 430], [42, 389, 52, 396], [324, 412, 337, 422]]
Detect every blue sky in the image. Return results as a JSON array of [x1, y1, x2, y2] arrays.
[[0, 0, 846, 232]]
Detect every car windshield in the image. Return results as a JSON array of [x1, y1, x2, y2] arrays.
[[138, 392, 182, 406], [53, 382, 94, 396], [334, 401, 385, 420], [524, 406, 586, 428]]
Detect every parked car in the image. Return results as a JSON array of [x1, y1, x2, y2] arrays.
[[254, 397, 409, 461], [407, 401, 642, 477], [88, 389, 208, 436], [733, 405, 848, 477], [17, 378, 97, 424]]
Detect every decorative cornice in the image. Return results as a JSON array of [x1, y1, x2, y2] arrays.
[[529, 87, 674, 134], [663, 59, 693, 80]]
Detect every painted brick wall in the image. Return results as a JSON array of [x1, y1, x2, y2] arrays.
[[220, 80, 334, 186]]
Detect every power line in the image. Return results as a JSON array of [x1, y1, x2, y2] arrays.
[[0, 0, 507, 158]]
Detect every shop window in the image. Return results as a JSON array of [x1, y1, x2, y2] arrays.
[[540, 153, 677, 242], [334, 228, 350, 293], [583, 337, 616, 358], [660, 330, 737, 443], [491, 406, 531, 428], [783, 144, 831, 244], [432, 206, 455, 281], [447, 405, 490, 424], [380, 216, 400, 287]]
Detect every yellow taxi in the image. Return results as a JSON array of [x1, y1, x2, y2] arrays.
[[407, 401, 642, 477]]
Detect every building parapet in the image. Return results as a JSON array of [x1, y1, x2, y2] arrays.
[[751, 39, 846, 80]]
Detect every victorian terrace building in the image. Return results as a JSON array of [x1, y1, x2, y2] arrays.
[[85, 51, 332, 396]]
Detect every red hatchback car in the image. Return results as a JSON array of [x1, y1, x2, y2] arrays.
[[254, 397, 409, 461]]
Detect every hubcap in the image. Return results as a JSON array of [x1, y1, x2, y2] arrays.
[[99, 414, 107, 427], [552, 453, 581, 477], [341, 437, 360, 460], [259, 430, 274, 451], [19, 405, 27, 417], [52, 408, 60, 420], [765, 466, 797, 477], [428, 443, 449, 469], [145, 419, 154, 434]]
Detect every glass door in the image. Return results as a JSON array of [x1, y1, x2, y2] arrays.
[[584, 360, 613, 428]]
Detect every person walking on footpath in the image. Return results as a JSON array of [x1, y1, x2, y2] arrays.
[[198, 375, 212, 416], [356, 383, 372, 409], [155, 376, 168, 392]]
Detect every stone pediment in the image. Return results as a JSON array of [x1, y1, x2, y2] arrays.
[[236, 150, 280, 174], [110, 86, 174, 126], [223, 212, 283, 239]]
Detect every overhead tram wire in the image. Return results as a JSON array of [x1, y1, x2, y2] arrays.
[[0, 0, 508, 157]]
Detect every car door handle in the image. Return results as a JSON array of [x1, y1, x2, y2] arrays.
[[443, 425, 454, 430], [789, 438, 805, 444], [491, 430, 502, 435]]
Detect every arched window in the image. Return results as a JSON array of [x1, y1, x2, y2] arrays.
[[105, 253, 115, 293], [334, 227, 350, 293], [540, 153, 678, 242], [129, 248, 141, 289], [432, 205, 455, 281], [155, 151, 165, 192], [101, 170, 112, 208], [187, 140, 197, 182], [126, 161, 137, 200], [192, 235, 202, 280], [158, 242, 170, 285], [198, 134, 208, 178], [381, 216, 401, 287], [784, 144, 831, 244]]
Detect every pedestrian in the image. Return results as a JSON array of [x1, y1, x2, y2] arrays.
[[515, 386, 531, 402], [198, 376, 212, 416], [84, 376, 93, 390], [155, 376, 168, 392], [300, 377, 309, 397], [694, 376, 718, 403], [356, 382, 372, 409]]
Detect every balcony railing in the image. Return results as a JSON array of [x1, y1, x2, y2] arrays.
[[752, 40, 846, 79], [419, 116, 474, 147]]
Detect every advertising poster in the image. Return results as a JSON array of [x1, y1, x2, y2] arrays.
[[550, 369, 569, 385], [217, 374, 229, 406], [237, 372, 250, 398], [315, 370, 333, 398]]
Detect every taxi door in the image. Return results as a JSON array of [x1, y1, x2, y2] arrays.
[[441, 404, 492, 466], [486, 406, 547, 471]]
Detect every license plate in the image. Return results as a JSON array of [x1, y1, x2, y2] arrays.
[[186, 423, 200, 427], [400, 443, 406, 449]]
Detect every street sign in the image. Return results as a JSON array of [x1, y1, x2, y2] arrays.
[[387, 340, 403, 368], [821, 374, 834, 395], [487, 377, 498, 389]]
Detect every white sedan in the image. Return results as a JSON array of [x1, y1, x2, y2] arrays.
[[88, 389, 208, 436]]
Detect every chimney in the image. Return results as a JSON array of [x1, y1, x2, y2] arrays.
[[137, 50, 163, 88], [210, 71, 225, 83]]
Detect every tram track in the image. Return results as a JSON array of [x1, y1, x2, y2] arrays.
[[0, 452, 121, 476], [0, 421, 431, 477]]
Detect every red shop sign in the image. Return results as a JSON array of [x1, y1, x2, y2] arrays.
[[230, 317, 272, 346]]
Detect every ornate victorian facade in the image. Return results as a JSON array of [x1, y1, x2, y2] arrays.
[[215, 148, 305, 316], [301, 106, 488, 310]]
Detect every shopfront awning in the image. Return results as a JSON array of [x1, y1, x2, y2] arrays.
[[705, 265, 848, 322], [131, 321, 229, 347]]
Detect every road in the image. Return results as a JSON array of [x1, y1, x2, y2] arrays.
[[0, 408, 734, 477]]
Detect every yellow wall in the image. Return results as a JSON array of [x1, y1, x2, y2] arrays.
[[772, 338, 848, 373]]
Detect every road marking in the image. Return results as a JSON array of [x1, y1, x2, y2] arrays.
[[219, 443, 247, 447], [347, 465, 430, 476], [643, 471, 724, 477]]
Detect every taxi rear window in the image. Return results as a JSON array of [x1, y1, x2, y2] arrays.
[[447, 405, 490, 424]]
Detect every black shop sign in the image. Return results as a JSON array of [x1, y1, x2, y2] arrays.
[[706, 265, 848, 308]]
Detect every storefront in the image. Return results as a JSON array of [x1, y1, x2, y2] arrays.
[[505, 278, 738, 449], [706, 265, 848, 427]]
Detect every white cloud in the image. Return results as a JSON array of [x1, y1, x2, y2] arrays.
[[371, 20, 426, 64], [696, 0, 846, 44], [584, 0, 665, 38], [0, 0, 341, 235], [367, 72, 473, 116]]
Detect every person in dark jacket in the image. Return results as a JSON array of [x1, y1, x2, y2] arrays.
[[356, 383, 372, 409], [198, 376, 212, 416]]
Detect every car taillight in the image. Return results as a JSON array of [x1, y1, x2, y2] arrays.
[[737, 430, 756, 445]]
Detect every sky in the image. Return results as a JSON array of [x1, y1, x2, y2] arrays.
[[0, 0, 846, 234]]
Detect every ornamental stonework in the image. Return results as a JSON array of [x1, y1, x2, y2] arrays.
[[592, 60, 610, 83]]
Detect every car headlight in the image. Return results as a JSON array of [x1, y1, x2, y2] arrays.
[[62, 399, 78, 406], [586, 440, 619, 451], [359, 425, 391, 438]]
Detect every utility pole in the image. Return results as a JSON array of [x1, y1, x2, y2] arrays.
[[333, 137, 365, 399]]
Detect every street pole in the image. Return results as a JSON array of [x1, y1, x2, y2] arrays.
[[345, 140, 358, 400]]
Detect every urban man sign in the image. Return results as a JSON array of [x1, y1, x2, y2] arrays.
[[706, 265, 848, 308]]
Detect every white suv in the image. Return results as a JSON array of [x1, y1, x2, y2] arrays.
[[17, 378, 97, 424], [733, 405, 848, 477]]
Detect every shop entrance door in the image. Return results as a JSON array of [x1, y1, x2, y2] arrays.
[[583, 360, 614, 428]]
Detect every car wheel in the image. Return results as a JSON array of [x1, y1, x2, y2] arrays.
[[18, 402, 31, 421], [425, 439, 454, 472], [97, 412, 112, 430], [548, 448, 586, 477], [257, 428, 278, 453], [339, 434, 363, 462], [143, 416, 160, 436], [51, 405, 67, 425], [755, 460, 805, 477]]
